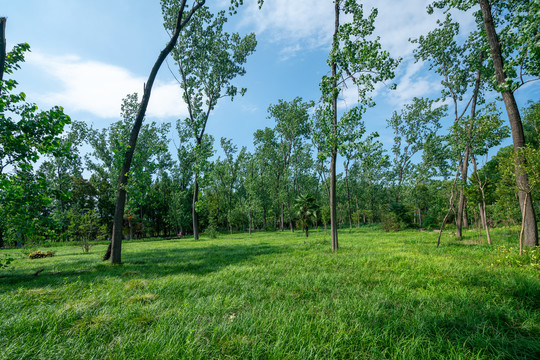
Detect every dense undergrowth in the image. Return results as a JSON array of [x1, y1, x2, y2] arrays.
[[1, 226, 539, 359]]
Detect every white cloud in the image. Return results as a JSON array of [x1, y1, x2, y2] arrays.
[[240, 0, 334, 56], [27, 51, 188, 119], [386, 60, 443, 108], [241, 0, 475, 57]]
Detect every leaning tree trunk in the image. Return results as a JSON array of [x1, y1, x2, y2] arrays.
[[456, 52, 482, 238], [478, 0, 538, 247], [105, 0, 206, 264], [329, 0, 340, 252]]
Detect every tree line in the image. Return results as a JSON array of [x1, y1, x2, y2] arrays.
[[0, 0, 538, 261]]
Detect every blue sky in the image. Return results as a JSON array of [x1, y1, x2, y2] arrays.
[[2, 0, 539, 163]]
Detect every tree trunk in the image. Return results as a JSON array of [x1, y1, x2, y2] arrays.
[[456, 156, 465, 238], [463, 200, 469, 229], [0, 18, 6, 247], [330, 0, 340, 252], [192, 173, 199, 240], [106, 0, 205, 264], [478, 0, 538, 247], [345, 162, 353, 230], [0, 17, 6, 97], [280, 202, 284, 232], [248, 210, 252, 236]]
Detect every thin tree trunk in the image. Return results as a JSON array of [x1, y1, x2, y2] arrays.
[[0, 17, 6, 97], [280, 202, 284, 232], [519, 193, 528, 255], [345, 162, 353, 230], [478, 0, 538, 247], [472, 155, 492, 245], [463, 199, 469, 229], [330, 0, 340, 252], [248, 210, 252, 236], [192, 173, 199, 240], [1, 18, 6, 247], [107, 0, 205, 264], [437, 170, 460, 247]]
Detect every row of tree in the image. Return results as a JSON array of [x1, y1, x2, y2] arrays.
[[0, 0, 538, 262]]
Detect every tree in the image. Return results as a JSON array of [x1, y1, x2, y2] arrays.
[[107, 0, 206, 264], [429, 0, 538, 246], [164, 3, 256, 240], [387, 97, 446, 204], [0, 27, 71, 246], [267, 97, 314, 231], [90, 94, 170, 242], [317, 0, 399, 251], [412, 12, 489, 238], [294, 193, 319, 237], [213, 137, 246, 234]]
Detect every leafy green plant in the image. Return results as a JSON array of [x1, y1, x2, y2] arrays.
[[67, 209, 107, 253], [294, 193, 319, 237]]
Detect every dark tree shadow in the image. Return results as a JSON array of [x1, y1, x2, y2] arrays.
[[0, 242, 290, 286]]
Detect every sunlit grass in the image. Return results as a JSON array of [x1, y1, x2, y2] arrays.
[[1, 226, 539, 359]]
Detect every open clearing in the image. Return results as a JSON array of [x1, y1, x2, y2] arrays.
[[1, 227, 539, 359]]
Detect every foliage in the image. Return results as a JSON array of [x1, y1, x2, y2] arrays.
[[67, 209, 107, 253], [293, 193, 319, 237], [0, 43, 71, 175]]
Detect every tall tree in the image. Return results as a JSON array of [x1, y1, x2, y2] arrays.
[[267, 97, 314, 231], [164, 4, 256, 240], [429, 0, 539, 245], [107, 0, 206, 264], [387, 97, 446, 203], [412, 13, 487, 238], [0, 39, 70, 247], [317, 0, 399, 251]]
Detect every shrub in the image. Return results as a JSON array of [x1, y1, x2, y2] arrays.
[[381, 212, 401, 232], [205, 224, 219, 239], [67, 209, 107, 253]]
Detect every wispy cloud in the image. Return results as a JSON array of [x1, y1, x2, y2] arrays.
[[27, 51, 188, 119]]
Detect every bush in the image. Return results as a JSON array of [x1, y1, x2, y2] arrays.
[[381, 212, 401, 232], [205, 224, 219, 239], [67, 209, 107, 253]]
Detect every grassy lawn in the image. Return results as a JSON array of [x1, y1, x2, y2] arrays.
[[1, 227, 539, 359]]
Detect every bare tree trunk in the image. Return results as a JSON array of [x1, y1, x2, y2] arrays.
[[0, 17, 6, 96], [463, 199, 469, 229], [478, 0, 538, 247], [478, 202, 485, 229], [437, 170, 460, 247], [345, 162, 353, 230], [472, 155, 492, 245], [248, 210, 252, 236], [280, 203, 284, 232], [106, 0, 205, 264], [0, 18, 6, 248], [330, 0, 340, 252], [192, 173, 199, 240], [456, 156, 465, 238]]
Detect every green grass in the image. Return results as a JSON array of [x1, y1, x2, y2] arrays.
[[1, 227, 539, 359]]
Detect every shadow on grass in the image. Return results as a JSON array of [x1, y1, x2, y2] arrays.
[[0, 242, 290, 287]]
